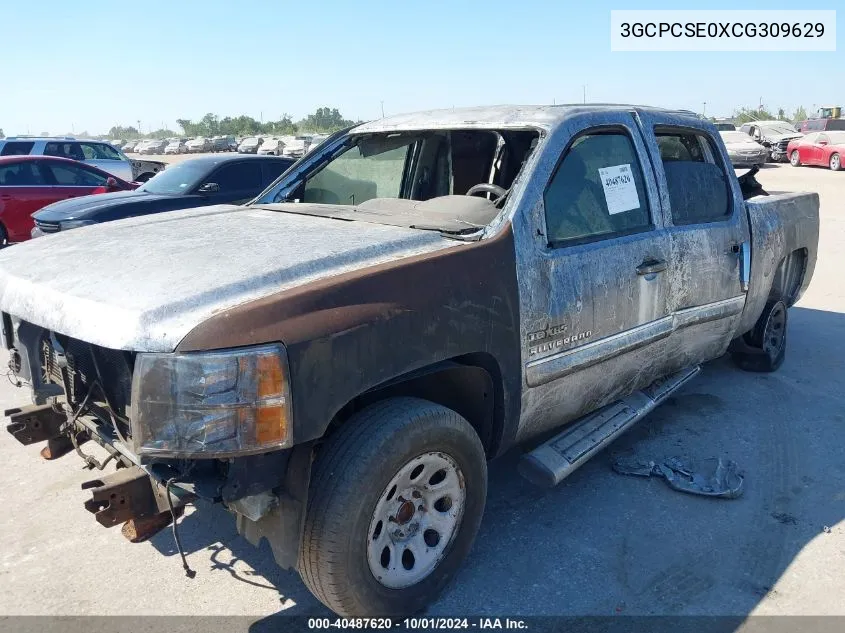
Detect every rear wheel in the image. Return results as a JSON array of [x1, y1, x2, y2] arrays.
[[790, 150, 800, 167], [830, 153, 841, 172], [732, 299, 787, 373], [0, 224, 8, 248], [298, 397, 487, 616]]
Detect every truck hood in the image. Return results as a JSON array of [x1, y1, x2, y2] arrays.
[[0, 205, 460, 352], [761, 132, 802, 142]]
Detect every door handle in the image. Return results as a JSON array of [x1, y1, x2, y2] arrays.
[[636, 259, 668, 275]]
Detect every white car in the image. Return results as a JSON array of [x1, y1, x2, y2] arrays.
[[0, 137, 166, 182], [238, 137, 263, 154], [185, 138, 211, 153], [720, 131, 769, 168], [164, 140, 187, 155], [281, 135, 309, 158], [306, 134, 329, 153], [137, 140, 167, 155], [257, 138, 284, 155]]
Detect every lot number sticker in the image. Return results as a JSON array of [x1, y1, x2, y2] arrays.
[[598, 164, 640, 215]]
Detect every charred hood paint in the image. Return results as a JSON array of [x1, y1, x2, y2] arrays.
[[177, 224, 522, 452], [0, 205, 467, 351]]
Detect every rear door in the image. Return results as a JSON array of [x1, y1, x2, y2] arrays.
[[41, 159, 109, 199], [0, 161, 55, 241], [202, 161, 264, 203], [77, 142, 133, 181], [637, 114, 750, 370], [515, 110, 674, 440]]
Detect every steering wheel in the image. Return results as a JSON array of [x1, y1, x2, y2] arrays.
[[465, 183, 507, 203]]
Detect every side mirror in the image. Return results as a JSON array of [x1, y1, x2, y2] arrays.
[[198, 182, 220, 194], [105, 176, 121, 190], [817, 139, 828, 146]]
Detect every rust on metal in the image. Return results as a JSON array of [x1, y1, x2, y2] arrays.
[[82, 466, 192, 528], [121, 508, 182, 543], [5, 403, 66, 445]]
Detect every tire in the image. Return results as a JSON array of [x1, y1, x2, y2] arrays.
[[299, 397, 487, 617], [790, 151, 800, 167], [830, 153, 841, 172], [731, 299, 787, 373], [0, 223, 8, 248]]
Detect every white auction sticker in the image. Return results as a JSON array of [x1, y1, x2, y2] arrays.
[[598, 164, 639, 215]]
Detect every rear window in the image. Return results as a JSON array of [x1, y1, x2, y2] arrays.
[[655, 129, 731, 225], [0, 142, 35, 156]]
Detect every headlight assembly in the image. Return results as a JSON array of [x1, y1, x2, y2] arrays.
[[129, 344, 292, 458]]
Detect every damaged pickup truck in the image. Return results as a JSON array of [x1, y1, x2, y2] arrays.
[[0, 105, 818, 616]]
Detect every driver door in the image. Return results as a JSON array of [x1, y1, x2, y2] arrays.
[[810, 133, 829, 165], [514, 111, 674, 441]]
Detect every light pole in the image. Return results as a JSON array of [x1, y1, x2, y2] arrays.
[[703, 101, 707, 116], [582, 85, 586, 104], [380, 101, 385, 118]]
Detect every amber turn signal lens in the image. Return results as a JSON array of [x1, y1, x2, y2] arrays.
[[255, 405, 288, 445]]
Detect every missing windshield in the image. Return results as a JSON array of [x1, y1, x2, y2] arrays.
[[260, 128, 539, 234]]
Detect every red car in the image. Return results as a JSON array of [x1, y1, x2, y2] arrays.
[[787, 131, 845, 172], [0, 155, 136, 244]]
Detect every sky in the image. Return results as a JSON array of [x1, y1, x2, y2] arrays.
[[0, 0, 842, 136]]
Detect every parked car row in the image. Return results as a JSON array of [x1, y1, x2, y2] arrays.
[[0, 153, 295, 244], [710, 115, 845, 171], [238, 134, 327, 157], [0, 136, 165, 182]]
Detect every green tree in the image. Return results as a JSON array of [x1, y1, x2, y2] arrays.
[[733, 106, 776, 125], [792, 106, 809, 123], [297, 107, 356, 133], [108, 125, 139, 138]]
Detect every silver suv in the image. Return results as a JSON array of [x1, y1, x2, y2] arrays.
[[0, 137, 166, 182]]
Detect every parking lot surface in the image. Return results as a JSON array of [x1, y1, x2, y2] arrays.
[[0, 164, 842, 618]]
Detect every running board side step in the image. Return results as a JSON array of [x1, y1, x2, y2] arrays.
[[518, 366, 701, 487]]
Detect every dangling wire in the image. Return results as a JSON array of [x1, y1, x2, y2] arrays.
[[165, 477, 196, 579]]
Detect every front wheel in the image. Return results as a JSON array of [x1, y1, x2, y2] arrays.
[[830, 153, 841, 172], [299, 397, 487, 616], [790, 151, 801, 167]]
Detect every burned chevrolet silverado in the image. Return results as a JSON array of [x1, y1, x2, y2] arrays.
[[0, 105, 819, 616]]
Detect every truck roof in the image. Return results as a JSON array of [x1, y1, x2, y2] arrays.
[[353, 104, 700, 133]]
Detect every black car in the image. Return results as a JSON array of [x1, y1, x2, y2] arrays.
[[32, 154, 295, 236]]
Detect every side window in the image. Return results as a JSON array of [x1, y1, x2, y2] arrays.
[[303, 144, 409, 205], [655, 129, 731, 225], [0, 162, 48, 186], [543, 131, 651, 246], [80, 142, 122, 160], [818, 134, 829, 145], [44, 142, 85, 161], [46, 162, 108, 186], [0, 142, 35, 156], [208, 162, 262, 191], [261, 159, 293, 185]]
